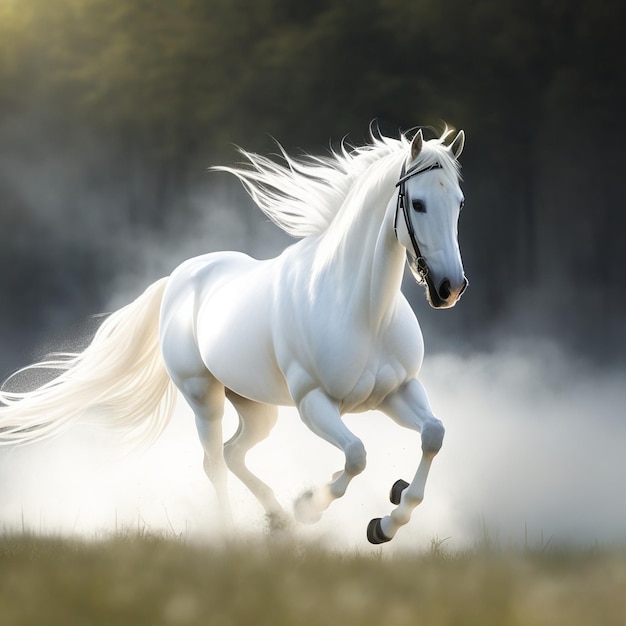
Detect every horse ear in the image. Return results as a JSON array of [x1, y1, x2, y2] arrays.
[[410, 129, 423, 160], [449, 130, 465, 159]]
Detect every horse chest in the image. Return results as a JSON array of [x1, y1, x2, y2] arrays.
[[313, 325, 423, 412], [338, 363, 404, 413]]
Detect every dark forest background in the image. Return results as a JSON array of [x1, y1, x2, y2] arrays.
[[1, 0, 624, 377]]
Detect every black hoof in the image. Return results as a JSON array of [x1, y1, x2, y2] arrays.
[[367, 518, 392, 544], [390, 479, 410, 505]]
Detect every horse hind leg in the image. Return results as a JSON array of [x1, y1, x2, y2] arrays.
[[178, 374, 233, 528], [223, 390, 288, 531]]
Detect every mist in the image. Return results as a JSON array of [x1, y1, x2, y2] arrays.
[[1, 334, 624, 552], [2, 115, 626, 552], [1, 0, 625, 562]]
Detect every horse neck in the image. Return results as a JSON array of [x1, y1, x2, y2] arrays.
[[312, 166, 406, 328]]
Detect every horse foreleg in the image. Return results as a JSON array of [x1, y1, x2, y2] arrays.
[[223, 391, 288, 531], [293, 388, 367, 524], [369, 378, 444, 544]]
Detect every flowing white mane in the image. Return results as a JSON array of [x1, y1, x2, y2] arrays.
[[214, 128, 461, 238]]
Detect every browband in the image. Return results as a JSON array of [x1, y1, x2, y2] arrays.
[[395, 161, 443, 187]]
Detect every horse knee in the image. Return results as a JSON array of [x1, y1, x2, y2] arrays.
[[345, 440, 367, 476], [421, 419, 445, 455]]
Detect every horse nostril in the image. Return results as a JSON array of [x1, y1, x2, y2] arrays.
[[460, 277, 468, 296], [438, 279, 451, 301]]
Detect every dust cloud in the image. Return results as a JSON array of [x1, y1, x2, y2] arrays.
[[1, 129, 624, 551], [1, 339, 624, 553]]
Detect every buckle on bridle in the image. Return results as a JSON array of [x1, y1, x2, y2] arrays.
[[407, 252, 429, 285], [416, 256, 429, 277]]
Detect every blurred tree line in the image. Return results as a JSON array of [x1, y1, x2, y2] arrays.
[[0, 0, 624, 369]]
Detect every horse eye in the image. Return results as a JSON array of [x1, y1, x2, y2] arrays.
[[412, 199, 426, 213]]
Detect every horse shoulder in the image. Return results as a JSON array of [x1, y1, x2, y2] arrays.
[[378, 296, 425, 377]]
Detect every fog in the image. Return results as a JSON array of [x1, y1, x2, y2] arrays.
[[2, 0, 624, 559], [0, 144, 626, 552], [1, 125, 625, 552], [2, 335, 624, 552]]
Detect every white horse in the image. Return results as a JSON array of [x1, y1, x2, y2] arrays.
[[0, 127, 467, 543]]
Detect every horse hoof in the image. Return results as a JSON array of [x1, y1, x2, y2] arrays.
[[293, 490, 322, 525], [367, 518, 392, 544], [390, 479, 409, 505]]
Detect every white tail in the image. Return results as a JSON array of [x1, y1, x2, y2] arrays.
[[0, 277, 176, 446]]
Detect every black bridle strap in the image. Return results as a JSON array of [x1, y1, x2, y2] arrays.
[[395, 160, 443, 187], [393, 160, 443, 283]]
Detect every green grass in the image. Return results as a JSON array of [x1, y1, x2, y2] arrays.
[[1, 533, 625, 626]]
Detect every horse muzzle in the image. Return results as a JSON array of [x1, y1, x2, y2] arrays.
[[406, 251, 468, 308], [427, 275, 468, 308]]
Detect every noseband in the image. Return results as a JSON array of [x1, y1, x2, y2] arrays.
[[393, 160, 443, 284]]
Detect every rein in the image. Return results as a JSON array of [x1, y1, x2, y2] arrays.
[[393, 160, 443, 284]]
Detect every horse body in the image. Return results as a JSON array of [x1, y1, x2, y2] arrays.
[[0, 127, 467, 543], [161, 251, 291, 406], [162, 175, 423, 412]]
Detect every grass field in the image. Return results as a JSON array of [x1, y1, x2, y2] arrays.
[[1, 533, 625, 626]]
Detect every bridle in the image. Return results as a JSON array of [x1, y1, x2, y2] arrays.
[[393, 159, 443, 285]]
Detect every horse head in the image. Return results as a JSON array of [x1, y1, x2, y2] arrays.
[[394, 129, 468, 308]]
